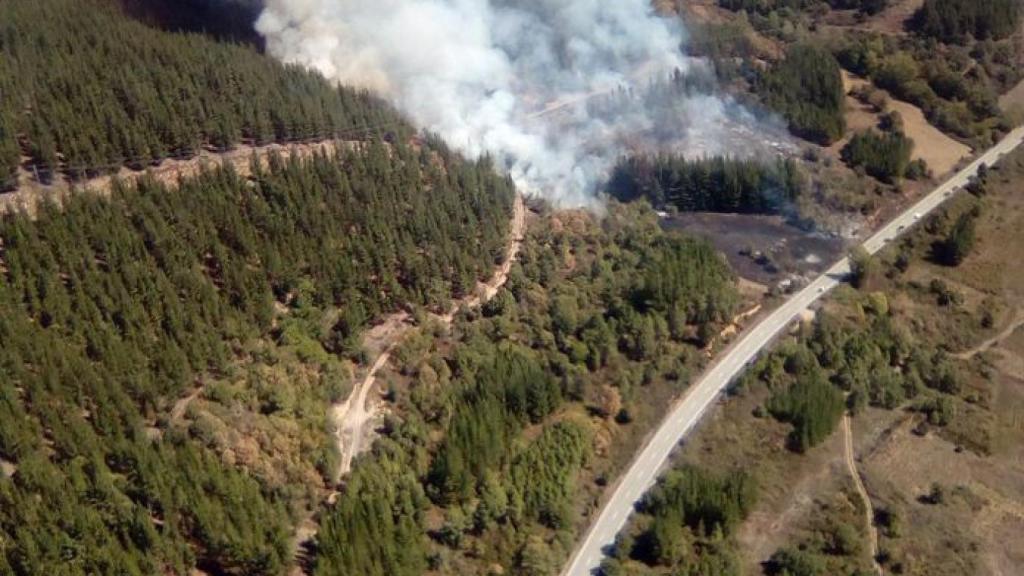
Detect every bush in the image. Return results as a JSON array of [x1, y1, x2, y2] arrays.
[[767, 368, 846, 452], [841, 130, 915, 183], [935, 210, 978, 266]]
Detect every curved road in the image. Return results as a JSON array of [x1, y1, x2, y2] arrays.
[[562, 127, 1024, 575]]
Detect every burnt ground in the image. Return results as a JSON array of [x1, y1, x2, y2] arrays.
[[661, 212, 846, 287]]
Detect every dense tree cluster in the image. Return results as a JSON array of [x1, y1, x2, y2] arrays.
[[313, 203, 742, 574], [313, 447, 429, 576], [119, 0, 265, 46], [766, 362, 846, 452], [827, 0, 889, 15], [0, 0, 409, 189], [718, 0, 816, 14], [760, 44, 847, 145], [840, 129, 916, 182], [635, 237, 740, 340], [612, 465, 756, 573], [428, 348, 564, 503], [608, 155, 804, 214], [720, 0, 888, 16], [912, 0, 1021, 43], [0, 140, 513, 573], [837, 35, 1013, 143], [739, 297, 966, 452]]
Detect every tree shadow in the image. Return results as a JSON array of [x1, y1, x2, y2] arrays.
[[118, 0, 266, 49]]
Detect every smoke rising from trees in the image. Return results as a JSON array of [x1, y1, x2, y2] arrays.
[[256, 0, 773, 206]]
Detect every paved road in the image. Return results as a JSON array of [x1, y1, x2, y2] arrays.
[[562, 126, 1024, 576]]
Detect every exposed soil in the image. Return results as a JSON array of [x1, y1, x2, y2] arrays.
[[835, 71, 972, 177], [999, 77, 1024, 113], [864, 0, 925, 35], [0, 457, 15, 479], [843, 414, 883, 575], [1, 139, 357, 216]]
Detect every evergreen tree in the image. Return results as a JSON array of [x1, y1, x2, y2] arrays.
[[936, 210, 978, 266], [760, 44, 846, 145]]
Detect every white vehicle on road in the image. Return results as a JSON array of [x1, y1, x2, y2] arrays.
[[561, 125, 1024, 576]]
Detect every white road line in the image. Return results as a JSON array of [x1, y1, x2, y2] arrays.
[[561, 127, 1024, 576]]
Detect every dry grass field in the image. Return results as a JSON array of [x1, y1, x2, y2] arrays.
[[621, 144, 1024, 576]]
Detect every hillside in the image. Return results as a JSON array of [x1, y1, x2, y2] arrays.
[[0, 0, 407, 192], [0, 2, 521, 573], [605, 118, 1024, 576], [2, 1, 1023, 575]]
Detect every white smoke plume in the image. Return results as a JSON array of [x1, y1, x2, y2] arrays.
[[256, 0, 779, 206]]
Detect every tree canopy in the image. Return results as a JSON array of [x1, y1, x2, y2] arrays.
[[760, 44, 847, 145], [912, 0, 1021, 43], [0, 0, 410, 189], [608, 155, 804, 214], [0, 138, 514, 573]]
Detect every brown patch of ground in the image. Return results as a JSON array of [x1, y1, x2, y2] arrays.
[[862, 407, 1024, 575], [998, 77, 1024, 114], [671, 384, 854, 572], [864, 0, 924, 35], [1, 139, 359, 217], [835, 71, 972, 176], [0, 457, 15, 478]]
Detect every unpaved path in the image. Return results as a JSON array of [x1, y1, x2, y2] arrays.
[[169, 385, 205, 424], [330, 194, 527, 479], [954, 309, 1024, 360], [1, 139, 355, 216], [844, 414, 884, 575]]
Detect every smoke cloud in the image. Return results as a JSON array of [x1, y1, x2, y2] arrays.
[[256, 0, 782, 206]]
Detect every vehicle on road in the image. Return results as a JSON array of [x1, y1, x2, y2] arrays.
[[560, 125, 1024, 576]]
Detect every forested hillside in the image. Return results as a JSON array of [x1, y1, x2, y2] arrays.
[[309, 204, 742, 575], [0, 139, 514, 573], [0, 0, 407, 191]]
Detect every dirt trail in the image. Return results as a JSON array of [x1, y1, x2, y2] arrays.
[[844, 414, 884, 575], [954, 309, 1024, 360], [169, 385, 204, 424], [330, 193, 527, 479], [1, 139, 354, 216]]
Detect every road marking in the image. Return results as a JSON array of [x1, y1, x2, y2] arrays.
[[561, 127, 1024, 576]]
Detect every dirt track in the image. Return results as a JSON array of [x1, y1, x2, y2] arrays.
[[844, 414, 884, 575], [330, 193, 527, 480], [954, 309, 1024, 360], [0, 139, 353, 216]]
